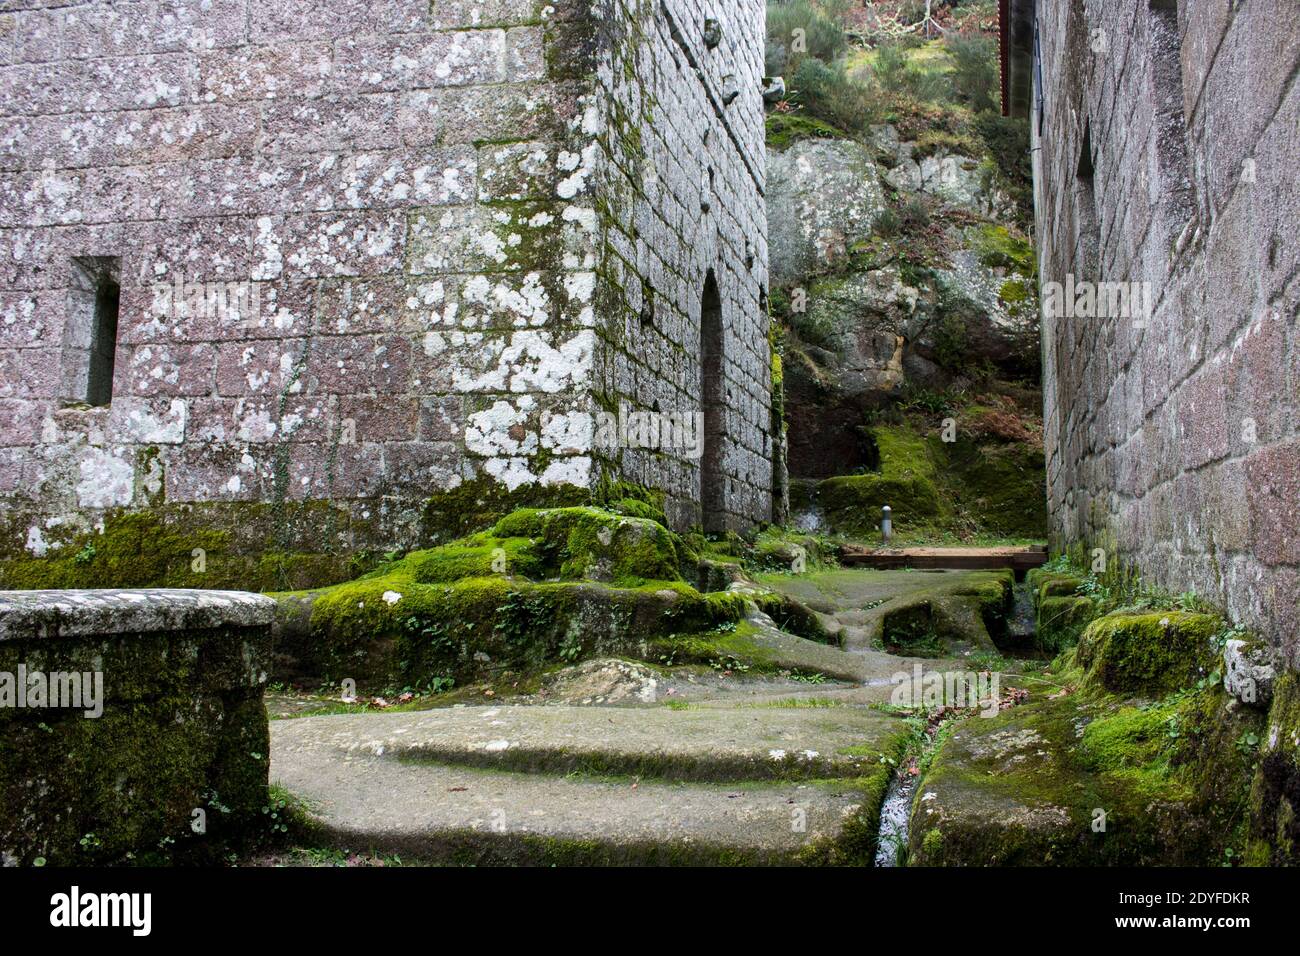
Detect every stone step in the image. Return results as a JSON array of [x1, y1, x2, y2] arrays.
[[270, 703, 913, 864]]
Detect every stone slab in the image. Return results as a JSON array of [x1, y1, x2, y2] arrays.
[[0, 588, 277, 640]]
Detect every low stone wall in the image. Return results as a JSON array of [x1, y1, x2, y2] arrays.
[[0, 589, 274, 866]]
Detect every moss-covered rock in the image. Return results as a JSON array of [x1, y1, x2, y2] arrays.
[[1027, 568, 1086, 603], [1037, 595, 1100, 653], [277, 507, 743, 688], [491, 507, 690, 585], [812, 423, 1046, 540], [1075, 611, 1220, 696], [819, 474, 941, 534], [1248, 672, 1300, 865], [909, 682, 1264, 866], [765, 112, 846, 151], [879, 585, 1002, 658], [751, 590, 836, 645], [953, 569, 1014, 642], [937, 437, 1046, 538]]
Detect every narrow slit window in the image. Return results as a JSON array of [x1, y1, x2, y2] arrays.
[[64, 257, 121, 407], [1074, 123, 1101, 280], [1146, 0, 1193, 224]]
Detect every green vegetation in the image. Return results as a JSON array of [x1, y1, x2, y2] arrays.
[[815, 422, 1046, 539], [1075, 612, 1220, 696], [763, 2, 1032, 223], [279, 507, 754, 689]]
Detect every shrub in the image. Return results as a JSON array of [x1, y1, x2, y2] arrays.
[[945, 33, 998, 113], [872, 41, 951, 102], [765, 0, 849, 75], [788, 56, 880, 134], [899, 195, 931, 231], [974, 112, 1032, 216]]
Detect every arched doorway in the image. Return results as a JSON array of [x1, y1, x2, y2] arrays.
[[700, 270, 725, 533]]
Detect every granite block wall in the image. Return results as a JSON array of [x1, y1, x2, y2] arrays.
[[1032, 0, 1299, 664]]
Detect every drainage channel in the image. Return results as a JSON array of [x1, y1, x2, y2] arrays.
[[874, 768, 919, 866]]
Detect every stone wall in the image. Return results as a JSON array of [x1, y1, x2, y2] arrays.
[[589, 0, 772, 532], [0, 588, 273, 865], [1031, 1, 1298, 664], [0, 0, 771, 582]]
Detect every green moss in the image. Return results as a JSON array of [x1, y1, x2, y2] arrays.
[[606, 496, 669, 527], [973, 224, 1036, 278], [398, 535, 543, 583], [881, 597, 942, 656], [751, 590, 836, 645], [909, 682, 1263, 866], [818, 474, 941, 534], [998, 277, 1032, 305], [0, 502, 389, 592], [1036, 595, 1099, 653], [935, 436, 1047, 537], [813, 424, 1046, 540], [1249, 673, 1300, 865], [289, 506, 742, 687], [0, 512, 228, 591], [1027, 569, 1085, 603], [491, 507, 689, 585], [1074, 611, 1220, 695], [764, 112, 847, 151], [0, 622, 271, 865], [953, 570, 1014, 642], [420, 477, 590, 544], [542, 11, 600, 81]]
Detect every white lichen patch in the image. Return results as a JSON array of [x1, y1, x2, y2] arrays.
[[465, 397, 538, 457], [75, 448, 134, 508]]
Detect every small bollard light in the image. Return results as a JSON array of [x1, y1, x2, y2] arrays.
[[881, 505, 892, 543]]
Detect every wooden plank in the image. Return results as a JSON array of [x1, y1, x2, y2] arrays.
[[838, 547, 1050, 572]]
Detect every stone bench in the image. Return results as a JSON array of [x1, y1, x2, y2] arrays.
[[0, 589, 274, 866]]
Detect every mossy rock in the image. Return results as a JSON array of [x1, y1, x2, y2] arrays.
[[420, 477, 631, 544], [0, 622, 271, 866], [953, 570, 1014, 643], [909, 684, 1263, 866], [751, 590, 836, 645], [606, 496, 670, 528], [1074, 611, 1220, 696], [818, 474, 941, 533], [879, 588, 1000, 658], [972, 224, 1036, 278], [277, 506, 742, 688], [1026, 569, 1086, 605], [1248, 672, 1300, 864], [305, 573, 745, 689], [934, 437, 1047, 538], [812, 423, 1047, 540], [491, 507, 690, 585], [1036, 595, 1099, 653], [765, 112, 847, 151]]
